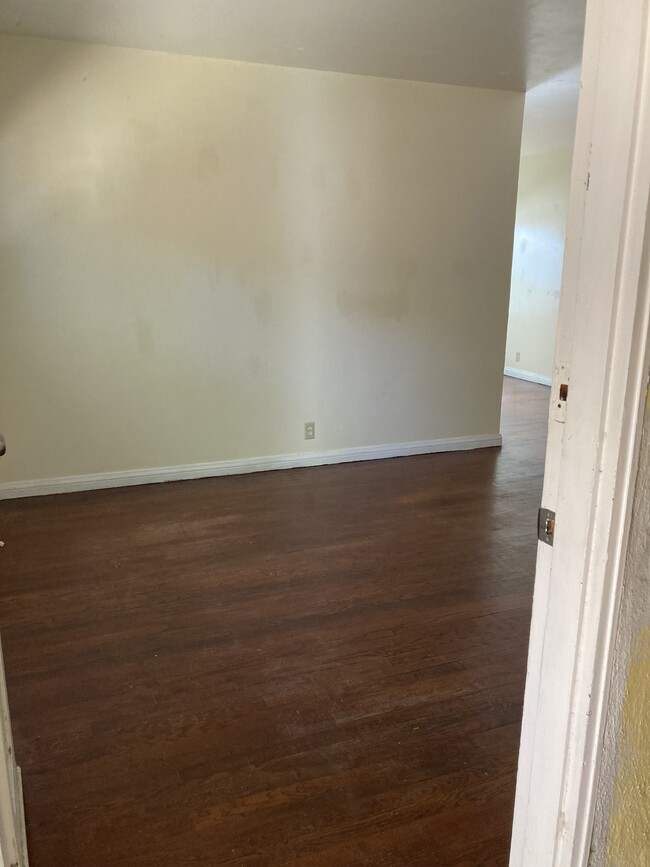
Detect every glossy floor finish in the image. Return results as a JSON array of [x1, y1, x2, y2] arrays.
[[0, 377, 549, 866]]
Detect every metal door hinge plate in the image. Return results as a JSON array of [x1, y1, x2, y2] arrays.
[[538, 508, 556, 546]]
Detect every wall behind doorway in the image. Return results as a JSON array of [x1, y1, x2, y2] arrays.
[[504, 148, 573, 385], [0, 35, 523, 495]]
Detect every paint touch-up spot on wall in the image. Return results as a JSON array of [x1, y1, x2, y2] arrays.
[[246, 352, 262, 376], [311, 164, 326, 189], [128, 118, 159, 144], [245, 93, 262, 112], [198, 144, 221, 176], [337, 288, 409, 321], [397, 255, 418, 284], [134, 315, 155, 360], [252, 292, 273, 324], [345, 166, 363, 203]]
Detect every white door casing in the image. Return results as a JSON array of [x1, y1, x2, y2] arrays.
[[510, 0, 650, 864], [0, 637, 28, 867]]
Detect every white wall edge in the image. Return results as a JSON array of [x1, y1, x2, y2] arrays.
[[0, 434, 502, 501], [15, 766, 29, 867], [504, 366, 552, 387]]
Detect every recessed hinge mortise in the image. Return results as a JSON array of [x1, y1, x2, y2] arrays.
[[538, 508, 556, 546]]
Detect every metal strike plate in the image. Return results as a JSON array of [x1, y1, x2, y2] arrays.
[[552, 363, 570, 423], [538, 508, 556, 546]]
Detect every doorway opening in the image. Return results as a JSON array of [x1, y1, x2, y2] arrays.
[[503, 70, 581, 391]]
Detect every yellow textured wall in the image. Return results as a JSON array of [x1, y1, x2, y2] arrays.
[[0, 36, 523, 486], [591, 397, 650, 866], [606, 626, 650, 866]]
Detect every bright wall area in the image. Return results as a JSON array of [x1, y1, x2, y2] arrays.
[[0, 35, 523, 492], [504, 148, 573, 384]]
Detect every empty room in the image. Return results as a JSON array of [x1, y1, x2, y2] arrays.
[[7, 1, 640, 865]]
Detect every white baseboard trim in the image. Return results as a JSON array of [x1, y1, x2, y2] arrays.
[[0, 433, 502, 501], [504, 366, 552, 387]]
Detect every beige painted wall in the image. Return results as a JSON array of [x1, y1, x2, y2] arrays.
[[504, 149, 573, 382], [591, 392, 650, 867], [0, 35, 523, 485]]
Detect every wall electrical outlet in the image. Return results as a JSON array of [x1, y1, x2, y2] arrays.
[[304, 422, 315, 440]]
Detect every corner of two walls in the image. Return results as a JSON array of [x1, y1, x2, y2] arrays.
[[0, 34, 524, 495]]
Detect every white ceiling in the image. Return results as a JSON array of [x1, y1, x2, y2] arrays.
[[0, 0, 585, 93]]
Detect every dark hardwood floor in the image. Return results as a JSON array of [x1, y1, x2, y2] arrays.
[[0, 377, 548, 867]]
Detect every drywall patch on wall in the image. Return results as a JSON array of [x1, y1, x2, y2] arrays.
[[590, 399, 650, 866], [0, 35, 524, 486]]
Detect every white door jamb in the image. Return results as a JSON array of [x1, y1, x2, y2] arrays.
[[510, 0, 650, 863]]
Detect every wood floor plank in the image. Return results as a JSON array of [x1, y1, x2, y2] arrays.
[[0, 376, 548, 866]]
